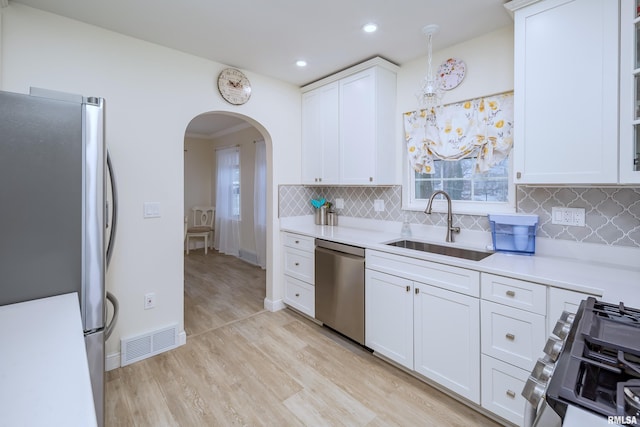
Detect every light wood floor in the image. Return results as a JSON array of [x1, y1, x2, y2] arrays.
[[106, 249, 502, 426]]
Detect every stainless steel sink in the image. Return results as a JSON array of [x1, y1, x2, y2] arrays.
[[386, 239, 493, 261]]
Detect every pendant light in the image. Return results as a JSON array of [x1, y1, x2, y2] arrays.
[[415, 24, 443, 121]]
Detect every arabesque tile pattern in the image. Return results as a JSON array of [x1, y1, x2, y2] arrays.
[[278, 185, 640, 248]]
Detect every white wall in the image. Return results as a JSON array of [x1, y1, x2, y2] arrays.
[[0, 4, 300, 363]]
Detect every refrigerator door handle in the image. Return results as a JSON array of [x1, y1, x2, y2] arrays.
[[105, 291, 119, 340], [106, 151, 118, 268]]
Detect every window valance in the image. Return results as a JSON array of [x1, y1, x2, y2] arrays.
[[404, 91, 514, 174]]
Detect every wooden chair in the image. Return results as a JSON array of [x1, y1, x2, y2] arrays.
[[186, 206, 215, 255]]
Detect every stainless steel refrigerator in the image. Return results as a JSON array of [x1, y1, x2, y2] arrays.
[[0, 88, 118, 427]]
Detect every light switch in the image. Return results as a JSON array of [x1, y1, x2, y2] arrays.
[[374, 199, 385, 212], [335, 198, 344, 209], [143, 202, 161, 218]]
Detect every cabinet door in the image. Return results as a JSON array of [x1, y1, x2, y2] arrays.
[[365, 269, 414, 370], [339, 69, 376, 185], [547, 287, 597, 336], [301, 82, 339, 184], [619, 0, 640, 183], [414, 284, 480, 403], [512, 0, 619, 184]]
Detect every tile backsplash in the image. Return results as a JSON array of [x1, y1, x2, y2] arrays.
[[279, 185, 640, 248]]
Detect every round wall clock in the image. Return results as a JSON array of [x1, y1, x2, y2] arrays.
[[217, 68, 252, 105], [438, 58, 466, 90]]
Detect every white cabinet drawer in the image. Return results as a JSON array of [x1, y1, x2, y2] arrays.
[[366, 250, 480, 297], [283, 246, 314, 283], [481, 355, 528, 427], [282, 232, 315, 252], [481, 273, 546, 315], [481, 300, 546, 370], [284, 275, 314, 317]]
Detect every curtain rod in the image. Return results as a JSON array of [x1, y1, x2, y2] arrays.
[[214, 144, 240, 151]]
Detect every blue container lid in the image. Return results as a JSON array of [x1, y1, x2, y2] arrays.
[[488, 213, 538, 226]]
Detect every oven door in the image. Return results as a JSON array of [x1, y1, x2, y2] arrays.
[[525, 399, 561, 427]]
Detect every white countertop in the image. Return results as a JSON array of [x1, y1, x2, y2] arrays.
[[280, 216, 640, 307], [0, 293, 97, 427]]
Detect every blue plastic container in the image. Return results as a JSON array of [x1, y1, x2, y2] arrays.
[[488, 214, 539, 255]]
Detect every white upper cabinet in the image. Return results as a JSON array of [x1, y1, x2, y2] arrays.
[[507, 0, 620, 184], [301, 57, 398, 185], [301, 82, 339, 185], [619, 0, 640, 183]]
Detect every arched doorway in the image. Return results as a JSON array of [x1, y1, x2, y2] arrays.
[[182, 111, 272, 336]]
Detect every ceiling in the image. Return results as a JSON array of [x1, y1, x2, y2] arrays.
[[9, 0, 513, 137]]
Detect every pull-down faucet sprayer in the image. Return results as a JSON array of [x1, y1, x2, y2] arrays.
[[424, 190, 460, 243]]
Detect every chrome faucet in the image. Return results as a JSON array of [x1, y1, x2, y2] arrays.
[[424, 190, 461, 243]]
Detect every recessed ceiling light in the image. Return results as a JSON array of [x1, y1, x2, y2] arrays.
[[363, 23, 378, 33], [296, 60, 307, 67]]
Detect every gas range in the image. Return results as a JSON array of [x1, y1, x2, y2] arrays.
[[523, 297, 640, 427]]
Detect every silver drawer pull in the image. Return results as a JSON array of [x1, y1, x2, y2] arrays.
[[506, 333, 515, 341], [506, 390, 516, 399], [506, 290, 516, 297], [295, 240, 299, 244], [295, 293, 300, 297], [294, 262, 300, 266]]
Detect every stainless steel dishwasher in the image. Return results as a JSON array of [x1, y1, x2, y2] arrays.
[[315, 239, 365, 345]]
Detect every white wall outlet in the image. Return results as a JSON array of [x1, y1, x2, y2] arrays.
[[551, 207, 586, 227], [143, 202, 161, 218], [374, 199, 385, 212], [335, 198, 344, 209], [144, 292, 156, 310]]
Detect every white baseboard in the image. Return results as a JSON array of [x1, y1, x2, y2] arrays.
[[264, 297, 285, 312], [105, 352, 120, 371]]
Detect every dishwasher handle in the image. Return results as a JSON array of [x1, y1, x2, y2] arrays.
[[315, 239, 365, 257]]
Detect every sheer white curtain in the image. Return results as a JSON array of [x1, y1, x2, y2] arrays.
[[213, 147, 240, 256], [253, 140, 267, 269]]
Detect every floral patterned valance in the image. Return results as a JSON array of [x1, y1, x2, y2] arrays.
[[404, 91, 514, 174]]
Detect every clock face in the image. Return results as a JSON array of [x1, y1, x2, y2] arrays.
[[217, 68, 252, 105], [438, 58, 466, 90]]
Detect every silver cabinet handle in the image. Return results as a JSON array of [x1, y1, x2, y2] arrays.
[[506, 333, 515, 341], [294, 262, 300, 266], [295, 293, 300, 297], [506, 390, 516, 399], [295, 240, 299, 244], [406, 285, 410, 292], [415, 288, 419, 295], [506, 290, 516, 297]]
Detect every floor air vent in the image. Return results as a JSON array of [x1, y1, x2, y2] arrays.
[[120, 324, 178, 366]]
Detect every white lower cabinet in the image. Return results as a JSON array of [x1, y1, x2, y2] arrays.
[[547, 287, 597, 336], [414, 284, 480, 403], [481, 300, 546, 370], [284, 275, 315, 317], [365, 260, 480, 404], [481, 355, 529, 426], [282, 232, 315, 318], [365, 269, 413, 369]]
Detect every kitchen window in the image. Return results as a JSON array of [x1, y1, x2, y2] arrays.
[[404, 155, 515, 215], [231, 162, 241, 219]]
